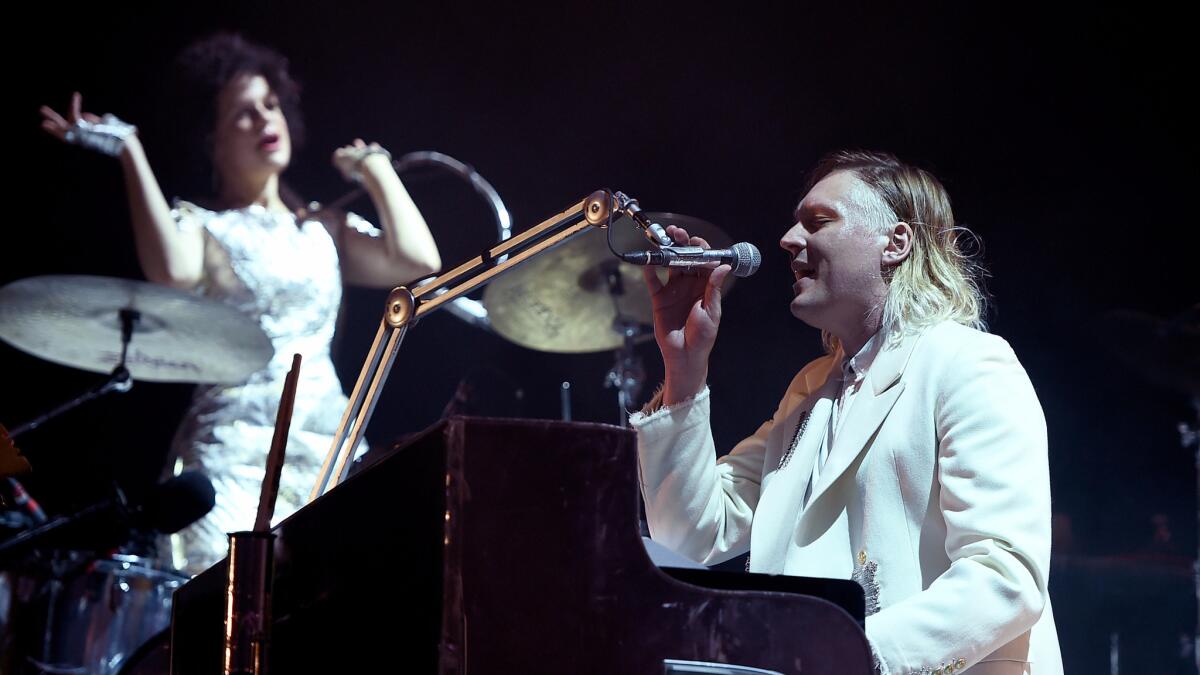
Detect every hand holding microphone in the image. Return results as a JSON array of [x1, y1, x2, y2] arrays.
[[640, 225, 740, 406]]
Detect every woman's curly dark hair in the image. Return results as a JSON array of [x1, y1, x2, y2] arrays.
[[171, 33, 305, 200]]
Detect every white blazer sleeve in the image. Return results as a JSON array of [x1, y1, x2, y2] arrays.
[[630, 363, 820, 566], [866, 333, 1051, 673]]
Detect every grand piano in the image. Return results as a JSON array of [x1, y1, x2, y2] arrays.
[[169, 417, 872, 674]]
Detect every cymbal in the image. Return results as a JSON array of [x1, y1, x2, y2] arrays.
[[0, 275, 273, 384], [482, 213, 734, 353], [1096, 305, 1200, 396]]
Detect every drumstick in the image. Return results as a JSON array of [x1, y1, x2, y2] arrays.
[[254, 354, 301, 532]]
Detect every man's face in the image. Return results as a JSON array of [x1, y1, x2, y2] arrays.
[[780, 170, 892, 332]]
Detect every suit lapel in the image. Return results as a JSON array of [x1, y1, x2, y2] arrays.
[[750, 355, 842, 569], [805, 330, 924, 507], [779, 350, 841, 469], [778, 377, 840, 476]]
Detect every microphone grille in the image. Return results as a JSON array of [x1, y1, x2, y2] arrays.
[[731, 242, 762, 278]]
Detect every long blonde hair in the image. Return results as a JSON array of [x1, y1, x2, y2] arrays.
[[806, 150, 987, 351]]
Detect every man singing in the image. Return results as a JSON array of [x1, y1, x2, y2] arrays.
[[632, 150, 1062, 674]]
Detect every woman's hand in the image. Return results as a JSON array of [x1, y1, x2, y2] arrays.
[[40, 92, 136, 157]]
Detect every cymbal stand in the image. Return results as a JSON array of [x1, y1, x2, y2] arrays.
[[605, 324, 646, 428], [600, 262, 648, 427], [8, 308, 137, 439]]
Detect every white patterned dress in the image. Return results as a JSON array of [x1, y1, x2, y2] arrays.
[[166, 201, 371, 575]]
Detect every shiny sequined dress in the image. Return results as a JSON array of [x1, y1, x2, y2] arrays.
[[165, 201, 369, 575]]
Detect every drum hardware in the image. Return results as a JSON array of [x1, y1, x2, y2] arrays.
[[604, 319, 650, 428], [559, 381, 572, 422], [0, 469, 212, 673], [0, 471, 214, 568], [5, 551, 188, 675], [5, 307, 137, 441], [0, 274, 274, 443]]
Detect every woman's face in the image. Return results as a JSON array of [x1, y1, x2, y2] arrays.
[[211, 73, 291, 186]]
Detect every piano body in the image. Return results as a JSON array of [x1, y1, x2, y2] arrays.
[[170, 417, 871, 674]]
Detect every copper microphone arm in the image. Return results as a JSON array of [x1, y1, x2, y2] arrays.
[[309, 189, 618, 500]]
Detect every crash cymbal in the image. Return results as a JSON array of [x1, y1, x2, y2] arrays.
[[0, 275, 273, 384], [482, 213, 734, 353], [1096, 305, 1200, 396]]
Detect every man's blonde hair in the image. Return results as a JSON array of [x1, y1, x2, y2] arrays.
[[806, 150, 987, 351]]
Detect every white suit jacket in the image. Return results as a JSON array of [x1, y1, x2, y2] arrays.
[[631, 322, 1062, 675]]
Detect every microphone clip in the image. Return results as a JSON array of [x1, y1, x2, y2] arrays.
[[613, 192, 673, 247]]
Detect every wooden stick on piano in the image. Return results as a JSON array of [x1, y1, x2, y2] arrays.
[[254, 353, 301, 532]]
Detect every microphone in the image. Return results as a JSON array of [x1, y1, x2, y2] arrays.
[[137, 470, 217, 534], [0, 470, 215, 564], [621, 242, 762, 278]]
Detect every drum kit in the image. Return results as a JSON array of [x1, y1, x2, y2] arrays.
[[0, 276, 273, 674], [0, 208, 737, 673]]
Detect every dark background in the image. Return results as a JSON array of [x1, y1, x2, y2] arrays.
[[4, 3, 1196, 671]]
